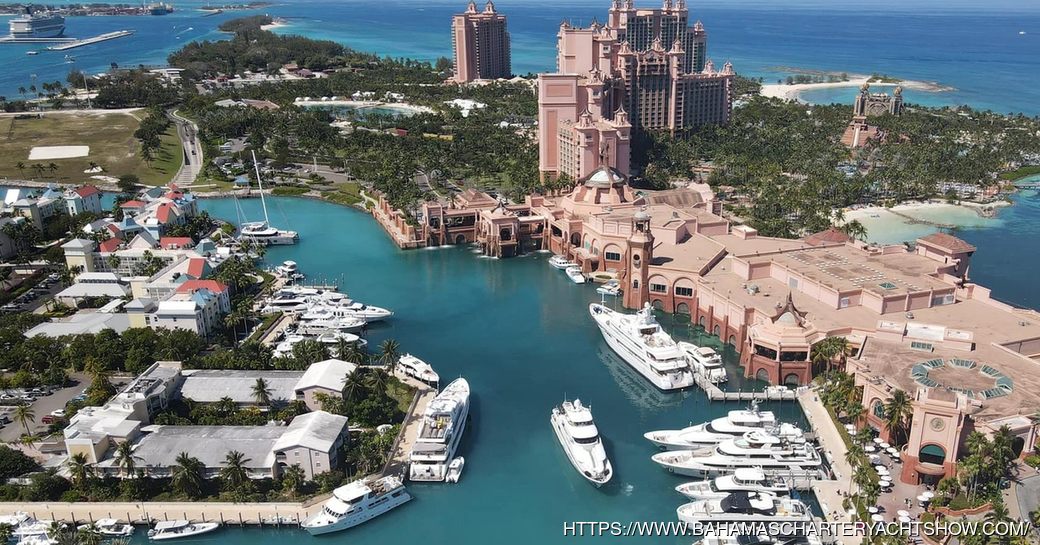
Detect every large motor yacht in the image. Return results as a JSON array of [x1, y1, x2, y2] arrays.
[[589, 303, 694, 391], [651, 431, 822, 478], [409, 378, 470, 482], [678, 342, 727, 383], [677, 491, 814, 525], [644, 401, 804, 450], [550, 399, 613, 487], [675, 468, 792, 500], [397, 354, 440, 385], [301, 475, 411, 535]]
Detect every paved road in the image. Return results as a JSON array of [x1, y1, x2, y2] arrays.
[[168, 109, 203, 186], [1016, 472, 1040, 522], [0, 372, 94, 443]]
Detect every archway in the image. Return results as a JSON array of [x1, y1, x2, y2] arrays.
[[727, 335, 736, 346], [783, 373, 800, 386], [871, 399, 885, 419], [918, 444, 946, 466], [652, 299, 664, 310], [454, 234, 466, 244], [570, 232, 581, 246], [698, 316, 706, 327], [675, 302, 690, 315], [712, 325, 721, 336], [755, 369, 769, 382]]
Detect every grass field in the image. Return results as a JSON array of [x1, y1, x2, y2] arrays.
[[0, 110, 183, 186]]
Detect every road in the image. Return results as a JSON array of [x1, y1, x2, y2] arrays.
[[0, 372, 94, 443], [168, 109, 203, 186]]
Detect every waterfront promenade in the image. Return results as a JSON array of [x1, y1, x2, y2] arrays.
[[0, 501, 317, 526], [383, 373, 437, 476], [798, 389, 862, 545]]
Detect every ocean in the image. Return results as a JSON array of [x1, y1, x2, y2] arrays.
[[1, 0, 1039, 113]]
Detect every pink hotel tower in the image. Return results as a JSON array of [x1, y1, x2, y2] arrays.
[[538, 0, 734, 180], [452, 1, 512, 83]]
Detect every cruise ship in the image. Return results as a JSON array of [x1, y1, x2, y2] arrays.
[[550, 399, 613, 486], [677, 492, 814, 525], [9, 10, 66, 39], [301, 475, 411, 535], [409, 378, 470, 482], [651, 432, 822, 478], [675, 468, 792, 500], [643, 401, 804, 450], [589, 302, 694, 391]]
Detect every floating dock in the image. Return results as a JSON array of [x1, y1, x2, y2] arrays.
[[45, 30, 134, 51], [694, 372, 797, 402]]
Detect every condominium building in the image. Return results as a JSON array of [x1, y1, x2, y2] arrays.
[[451, 0, 511, 83], [537, 0, 733, 180]]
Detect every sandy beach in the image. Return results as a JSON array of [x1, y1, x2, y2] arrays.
[[761, 75, 950, 102], [260, 19, 288, 31], [842, 200, 1007, 244]]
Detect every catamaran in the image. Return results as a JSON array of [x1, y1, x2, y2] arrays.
[[239, 151, 298, 245], [301, 476, 411, 535], [589, 302, 694, 391], [409, 378, 470, 482]]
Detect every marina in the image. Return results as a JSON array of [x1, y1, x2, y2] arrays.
[[44, 30, 136, 51]]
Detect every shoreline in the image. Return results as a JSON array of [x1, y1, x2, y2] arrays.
[[293, 99, 435, 114], [260, 19, 289, 31], [761, 75, 953, 102]]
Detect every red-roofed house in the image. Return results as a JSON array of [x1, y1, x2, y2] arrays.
[[65, 185, 104, 216], [159, 237, 194, 250], [186, 257, 210, 279], [916, 233, 977, 279], [802, 227, 853, 247], [155, 203, 175, 224], [120, 200, 146, 216], [98, 238, 121, 253], [176, 279, 228, 295]]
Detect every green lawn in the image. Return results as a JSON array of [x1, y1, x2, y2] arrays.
[[0, 110, 183, 186], [1000, 165, 1040, 181]]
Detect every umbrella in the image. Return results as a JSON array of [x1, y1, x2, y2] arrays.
[[868, 506, 879, 514], [871, 514, 885, 522], [899, 516, 912, 524], [897, 510, 910, 518], [922, 491, 934, 499], [880, 441, 891, 449], [865, 445, 876, 453], [874, 438, 884, 444]]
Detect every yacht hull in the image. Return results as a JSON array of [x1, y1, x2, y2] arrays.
[[302, 492, 412, 535], [590, 304, 694, 391], [550, 412, 612, 487]]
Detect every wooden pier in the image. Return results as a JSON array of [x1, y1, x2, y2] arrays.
[[693, 372, 797, 402]]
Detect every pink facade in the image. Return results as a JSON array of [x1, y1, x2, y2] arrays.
[[537, 0, 733, 179], [452, 1, 511, 83]]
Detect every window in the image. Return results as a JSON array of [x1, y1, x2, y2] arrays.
[[839, 297, 850, 309], [605, 251, 622, 261], [650, 283, 667, 293], [788, 278, 799, 289], [675, 286, 693, 297], [910, 341, 933, 352]]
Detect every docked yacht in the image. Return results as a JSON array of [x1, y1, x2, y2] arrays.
[[301, 475, 411, 535], [147, 521, 220, 540], [703, 534, 824, 545], [409, 378, 470, 482], [78, 519, 134, 537], [675, 468, 792, 500], [644, 402, 803, 450], [677, 492, 814, 525], [596, 279, 621, 296], [549, 255, 578, 269], [679, 342, 727, 383], [445, 457, 465, 483], [565, 266, 586, 284], [651, 433, 822, 478], [12, 518, 53, 539], [309, 291, 393, 321], [589, 303, 694, 391], [239, 151, 298, 246], [550, 399, 613, 487], [273, 333, 366, 359], [273, 260, 304, 281], [397, 354, 440, 385], [296, 307, 367, 334]]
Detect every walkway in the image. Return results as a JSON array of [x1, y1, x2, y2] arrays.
[[0, 501, 316, 526], [382, 374, 437, 477], [798, 388, 863, 545], [695, 373, 796, 402]]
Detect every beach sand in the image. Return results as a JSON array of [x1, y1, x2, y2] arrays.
[[761, 76, 949, 102], [842, 201, 1006, 244]]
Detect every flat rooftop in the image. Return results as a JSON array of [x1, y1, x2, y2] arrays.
[[113, 425, 284, 470], [178, 370, 305, 404]]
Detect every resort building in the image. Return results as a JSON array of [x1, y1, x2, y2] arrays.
[[54, 272, 130, 307], [842, 83, 904, 148], [537, 0, 733, 179], [294, 358, 358, 411], [63, 185, 104, 216], [147, 279, 231, 336], [178, 369, 306, 408], [451, 0, 511, 83], [271, 411, 351, 479]]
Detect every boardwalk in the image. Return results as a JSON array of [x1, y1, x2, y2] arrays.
[[382, 374, 437, 477], [693, 372, 797, 402], [0, 501, 317, 526]]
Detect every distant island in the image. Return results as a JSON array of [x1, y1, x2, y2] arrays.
[[200, 2, 272, 12]]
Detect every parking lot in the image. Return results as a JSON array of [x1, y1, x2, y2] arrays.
[[0, 372, 94, 443], [1, 272, 61, 315]]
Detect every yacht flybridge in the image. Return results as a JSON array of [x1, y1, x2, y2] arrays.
[[679, 341, 727, 383], [589, 303, 694, 391], [409, 378, 470, 482], [551, 399, 613, 486], [651, 432, 822, 478], [677, 491, 814, 525], [644, 401, 804, 450], [675, 467, 792, 500], [301, 475, 411, 535], [239, 151, 298, 245]]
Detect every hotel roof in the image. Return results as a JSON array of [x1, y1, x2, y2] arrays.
[[178, 370, 305, 404], [120, 425, 285, 470], [25, 312, 130, 337], [272, 411, 348, 453], [295, 359, 357, 393]]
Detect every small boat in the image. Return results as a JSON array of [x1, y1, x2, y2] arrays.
[[565, 266, 586, 284], [596, 279, 621, 296], [549, 255, 577, 269], [445, 456, 465, 483], [77, 519, 134, 537], [551, 399, 612, 486], [397, 353, 440, 385], [26, 51, 38, 56], [147, 521, 220, 540], [301, 476, 411, 535]]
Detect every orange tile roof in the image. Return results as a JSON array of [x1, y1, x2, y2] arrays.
[[918, 232, 976, 253], [176, 279, 228, 294]]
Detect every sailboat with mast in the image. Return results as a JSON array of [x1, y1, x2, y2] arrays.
[[238, 151, 299, 245]]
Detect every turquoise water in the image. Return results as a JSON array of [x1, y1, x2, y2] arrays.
[[191, 196, 809, 544], [2, 0, 1040, 113]]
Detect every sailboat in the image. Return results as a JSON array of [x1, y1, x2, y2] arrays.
[[238, 150, 299, 245]]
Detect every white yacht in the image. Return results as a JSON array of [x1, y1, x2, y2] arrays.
[[12, 518, 53, 539], [596, 279, 621, 296], [397, 354, 440, 385], [549, 255, 578, 269], [296, 307, 367, 334], [239, 151, 298, 245], [301, 475, 411, 535], [273, 260, 304, 280], [445, 456, 465, 483], [675, 468, 792, 500], [651, 433, 822, 478], [147, 521, 220, 540], [0, 513, 30, 527], [679, 342, 727, 383], [644, 402, 803, 450], [677, 492, 814, 525], [273, 333, 366, 359], [565, 266, 586, 284], [309, 291, 393, 321], [78, 519, 134, 537], [703, 535, 823, 545], [409, 378, 470, 482], [589, 303, 694, 391], [550, 399, 613, 487]]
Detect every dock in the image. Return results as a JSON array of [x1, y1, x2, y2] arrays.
[[693, 372, 797, 402], [0, 501, 316, 527], [0, 37, 74, 44], [45, 30, 135, 51], [382, 374, 437, 477]]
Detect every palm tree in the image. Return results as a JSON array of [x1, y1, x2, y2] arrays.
[[883, 389, 913, 444], [12, 403, 34, 437], [77, 524, 102, 545], [364, 368, 390, 393], [171, 452, 205, 499], [215, 396, 237, 418], [66, 452, 92, 489], [114, 440, 141, 478], [281, 464, 306, 498], [219, 450, 251, 491], [341, 368, 364, 404], [378, 338, 401, 371], [14, 162, 25, 178], [251, 377, 272, 407]]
